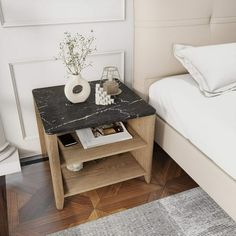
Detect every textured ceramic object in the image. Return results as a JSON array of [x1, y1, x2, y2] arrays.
[[66, 162, 83, 172], [64, 75, 91, 103]]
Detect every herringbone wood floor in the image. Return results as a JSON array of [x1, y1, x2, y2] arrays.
[[6, 145, 198, 236]]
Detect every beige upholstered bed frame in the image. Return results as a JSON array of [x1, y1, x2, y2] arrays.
[[134, 0, 236, 221]]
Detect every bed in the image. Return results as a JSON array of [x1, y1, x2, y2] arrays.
[[134, 0, 236, 221]]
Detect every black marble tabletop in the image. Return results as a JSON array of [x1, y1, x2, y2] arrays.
[[33, 80, 156, 135]]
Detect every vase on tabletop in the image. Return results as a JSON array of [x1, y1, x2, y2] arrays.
[[64, 74, 91, 104]]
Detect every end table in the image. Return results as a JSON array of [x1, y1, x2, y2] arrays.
[[33, 81, 156, 210]]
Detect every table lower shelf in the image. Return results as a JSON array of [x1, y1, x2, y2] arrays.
[[62, 152, 146, 197]]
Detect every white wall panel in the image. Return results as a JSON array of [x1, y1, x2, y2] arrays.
[[0, 0, 133, 158], [0, 0, 125, 27]]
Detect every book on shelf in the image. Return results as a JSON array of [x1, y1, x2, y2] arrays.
[[76, 122, 132, 149]]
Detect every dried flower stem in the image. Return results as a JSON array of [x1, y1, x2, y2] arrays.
[[58, 32, 96, 76]]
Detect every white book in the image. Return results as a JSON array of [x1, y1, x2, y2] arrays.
[[76, 122, 132, 149]]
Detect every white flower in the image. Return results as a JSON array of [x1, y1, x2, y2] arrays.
[[58, 32, 96, 76]]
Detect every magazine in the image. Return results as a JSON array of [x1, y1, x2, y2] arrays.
[[76, 122, 132, 149]]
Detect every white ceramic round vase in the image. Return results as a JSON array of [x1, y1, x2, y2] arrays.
[[64, 74, 91, 103]]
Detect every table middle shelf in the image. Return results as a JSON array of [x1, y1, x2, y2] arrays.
[[58, 127, 147, 166]]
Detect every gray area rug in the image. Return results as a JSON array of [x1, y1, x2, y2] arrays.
[[49, 188, 236, 236]]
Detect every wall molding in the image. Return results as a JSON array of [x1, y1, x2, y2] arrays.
[[8, 63, 27, 139], [0, 0, 126, 28], [135, 16, 236, 29], [9, 51, 125, 140], [0, 0, 4, 26]]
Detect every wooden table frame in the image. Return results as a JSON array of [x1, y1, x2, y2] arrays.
[[35, 105, 155, 210]]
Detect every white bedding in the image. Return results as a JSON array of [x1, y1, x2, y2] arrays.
[[149, 74, 236, 181]]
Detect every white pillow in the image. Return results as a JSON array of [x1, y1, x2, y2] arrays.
[[174, 43, 236, 97]]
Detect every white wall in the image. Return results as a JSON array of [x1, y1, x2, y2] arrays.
[[0, 0, 133, 158]]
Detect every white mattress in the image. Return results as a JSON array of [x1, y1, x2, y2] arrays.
[[149, 74, 236, 181]]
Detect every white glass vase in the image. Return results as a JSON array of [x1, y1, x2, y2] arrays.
[[64, 74, 91, 103]]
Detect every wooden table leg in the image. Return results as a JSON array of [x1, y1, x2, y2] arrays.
[[34, 102, 64, 210], [44, 133, 64, 210], [0, 175, 9, 236], [34, 103, 48, 157], [128, 115, 156, 183]]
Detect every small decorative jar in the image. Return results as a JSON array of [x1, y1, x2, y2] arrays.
[[100, 66, 122, 95], [103, 80, 119, 95]]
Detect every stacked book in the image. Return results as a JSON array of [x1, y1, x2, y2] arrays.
[[76, 122, 132, 149]]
